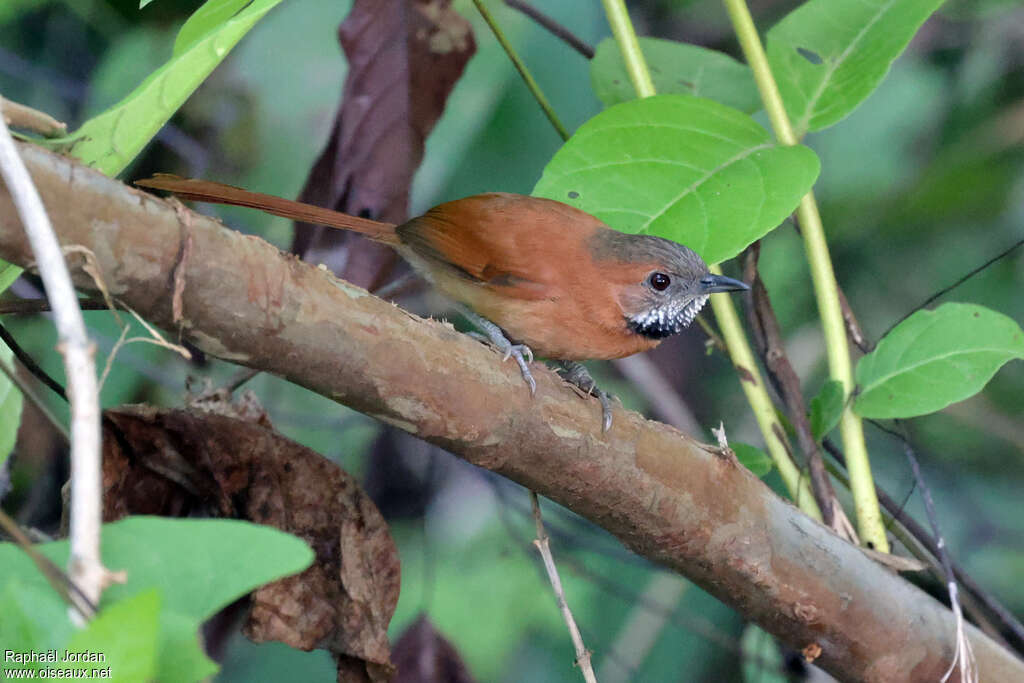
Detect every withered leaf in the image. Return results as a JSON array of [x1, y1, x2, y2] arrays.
[[292, 0, 476, 290], [102, 402, 400, 682]]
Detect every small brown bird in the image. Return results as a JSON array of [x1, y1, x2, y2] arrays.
[[136, 175, 748, 430]]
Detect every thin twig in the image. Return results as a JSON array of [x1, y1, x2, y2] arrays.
[[837, 284, 873, 353], [879, 236, 1024, 341], [530, 492, 598, 683], [503, 0, 596, 58], [0, 297, 110, 315], [0, 96, 67, 138], [823, 435, 1024, 652], [227, 367, 261, 393], [894, 425, 977, 683], [0, 103, 107, 619], [0, 507, 94, 619], [694, 313, 727, 353], [97, 325, 130, 391], [491, 481, 792, 674], [98, 305, 192, 391], [741, 243, 839, 528], [0, 350, 69, 442], [470, 0, 571, 141], [0, 321, 67, 399], [60, 246, 121, 325]]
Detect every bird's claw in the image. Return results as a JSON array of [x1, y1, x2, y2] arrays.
[[508, 346, 537, 395], [502, 343, 533, 365], [597, 391, 613, 433], [557, 361, 615, 432], [461, 310, 536, 396]]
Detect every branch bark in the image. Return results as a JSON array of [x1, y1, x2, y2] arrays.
[[1, 142, 1021, 682]]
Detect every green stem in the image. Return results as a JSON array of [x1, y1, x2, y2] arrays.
[[599, 0, 821, 521], [708, 266, 819, 516], [600, 0, 656, 98], [721, 0, 887, 551], [471, 0, 571, 142]]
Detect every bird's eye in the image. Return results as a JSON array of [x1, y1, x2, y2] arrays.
[[648, 272, 671, 291]]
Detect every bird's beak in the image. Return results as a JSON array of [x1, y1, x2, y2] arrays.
[[699, 274, 749, 294]]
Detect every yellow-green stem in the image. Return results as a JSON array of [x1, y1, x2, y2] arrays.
[[600, 0, 820, 520], [721, 0, 887, 550], [600, 0, 656, 98], [708, 266, 818, 514], [471, 0, 570, 141]]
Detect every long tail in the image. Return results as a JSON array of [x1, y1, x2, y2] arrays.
[[135, 174, 400, 245]]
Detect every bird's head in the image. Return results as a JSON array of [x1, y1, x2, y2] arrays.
[[590, 231, 749, 340]]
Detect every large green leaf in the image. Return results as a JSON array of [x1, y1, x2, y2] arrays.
[[0, 342, 23, 470], [99, 517, 313, 618], [0, 517, 313, 681], [767, 0, 946, 136], [590, 37, 760, 113], [854, 303, 1024, 419], [532, 95, 820, 264], [51, 0, 284, 176]]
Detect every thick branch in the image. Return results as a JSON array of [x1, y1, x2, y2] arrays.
[[1, 143, 1021, 682]]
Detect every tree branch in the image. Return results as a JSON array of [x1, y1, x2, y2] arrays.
[[1, 142, 1021, 682]]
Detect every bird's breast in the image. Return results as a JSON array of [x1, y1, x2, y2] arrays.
[[455, 286, 662, 360]]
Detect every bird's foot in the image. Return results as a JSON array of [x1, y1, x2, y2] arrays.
[[461, 308, 536, 395], [556, 361, 615, 432]]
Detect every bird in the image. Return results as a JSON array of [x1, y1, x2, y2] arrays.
[[136, 175, 749, 431]]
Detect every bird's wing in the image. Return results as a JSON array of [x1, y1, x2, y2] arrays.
[[397, 193, 584, 301]]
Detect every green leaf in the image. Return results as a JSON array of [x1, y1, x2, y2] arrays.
[[52, 0, 284, 176], [0, 517, 312, 681], [854, 303, 1024, 419], [767, 0, 946, 136], [0, 260, 21, 293], [532, 95, 820, 264], [156, 609, 219, 682], [65, 589, 161, 683], [0, 578, 76, 667], [590, 37, 760, 113], [0, 342, 24, 470], [732, 443, 773, 477], [174, 0, 256, 56], [95, 517, 314, 619], [809, 379, 844, 442]]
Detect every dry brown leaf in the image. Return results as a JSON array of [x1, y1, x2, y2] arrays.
[[291, 0, 475, 290], [101, 402, 400, 681]]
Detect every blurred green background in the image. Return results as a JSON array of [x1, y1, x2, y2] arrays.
[[1, 0, 1022, 680]]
